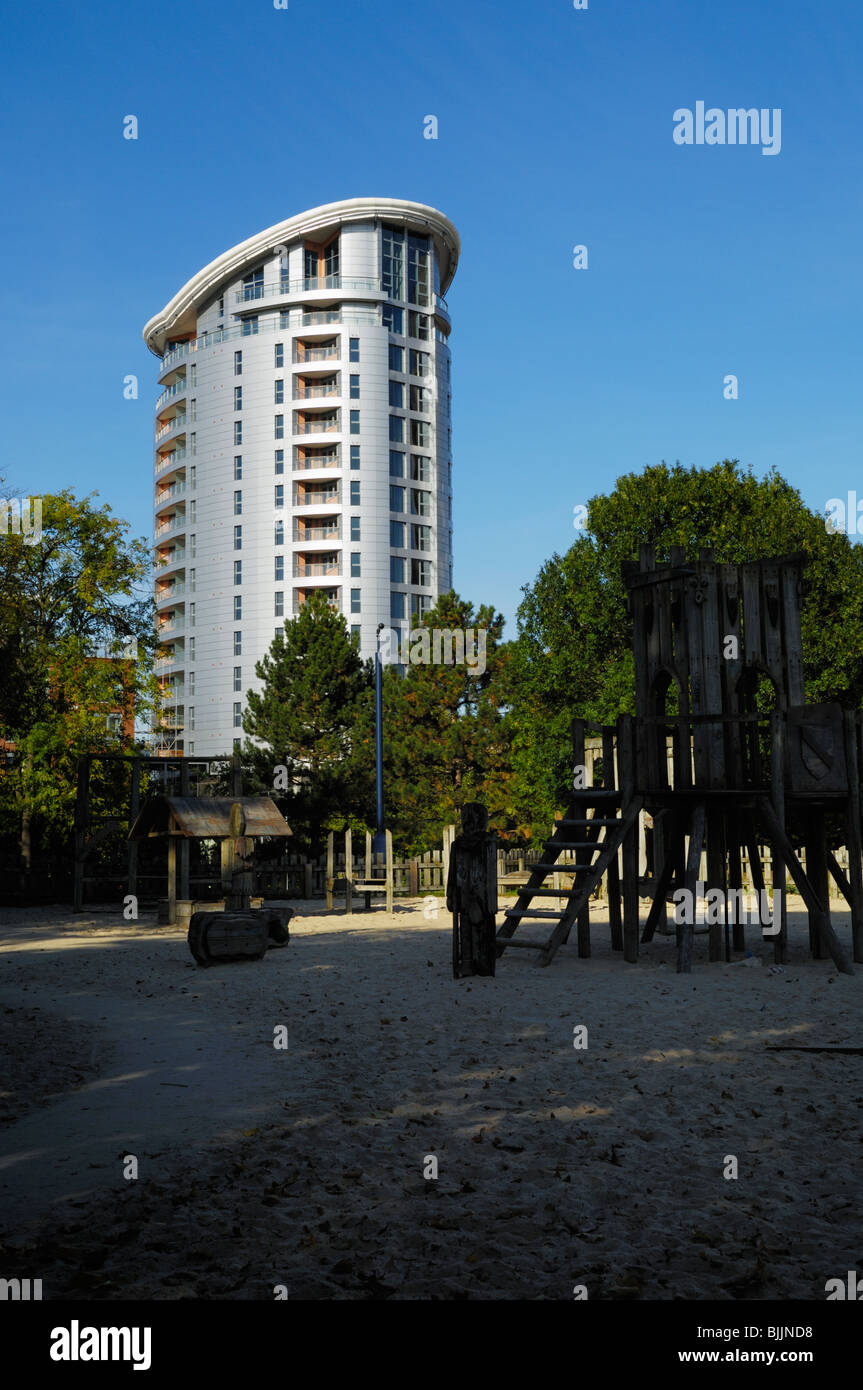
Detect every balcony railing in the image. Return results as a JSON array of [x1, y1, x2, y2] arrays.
[[156, 482, 186, 506], [154, 655, 182, 672], [154, 514, 186, 538], [155, 448, 187, 476], [294, 345, 339, 363], [294, 523, 341, 541], [157, 312, 381, 369], [295, 417, 339, 434], [235, 276, 380, 304], [155, 379, 188, 410], [294, 559, 342, 577], [156, 583, 186, 603], [294, 589, 340, 614], [160, 343, 194, 372], [294, 490, 340, 507], [158, 618, 185, 636], [155, 414, 187, 442], [155, 546, 186, 567], [293, 383, 339, 400], [294, 453, 339, 470]]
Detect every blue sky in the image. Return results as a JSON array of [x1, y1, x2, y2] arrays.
[[1, 0, 861, 634]]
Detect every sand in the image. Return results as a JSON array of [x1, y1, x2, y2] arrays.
[[1, 897, 862, 1300]]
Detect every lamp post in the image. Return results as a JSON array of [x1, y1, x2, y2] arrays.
[[373, 622, 386, 855]]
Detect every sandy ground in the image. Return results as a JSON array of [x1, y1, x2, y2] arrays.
[[0, 896, 862, 1300]]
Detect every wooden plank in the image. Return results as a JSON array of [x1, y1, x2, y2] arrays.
[[603, 726, 623, 951], [678, 802, 706, 974], [706, 809, 726, 963], [385, 829, 394, 914], [805, 812, 829, 960], [699, 558, 725, 786], [781, 560, 805, 705], [758, 799, 853, 975], [619, 715, 640, 963], [641, 822, 680, 943], [345, 827, 352, 915], [539, 801, 642, 966], [326, 831, 334, 910], [843, 710, 863, 963]]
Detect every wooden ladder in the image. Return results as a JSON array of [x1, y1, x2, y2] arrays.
[[495, 791, 641, 966]]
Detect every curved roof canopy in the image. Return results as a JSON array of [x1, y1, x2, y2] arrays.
[[143, 197, 460, 356]]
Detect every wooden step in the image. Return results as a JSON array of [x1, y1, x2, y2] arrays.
[[541, 841, 599, 852], [531, 863, 594, 874], [503, 908, 565, 920], [497, 938, 546, 949], [518, 886, 590, 896], [564, 790, 622, 803], [555, 818, 619, 827]]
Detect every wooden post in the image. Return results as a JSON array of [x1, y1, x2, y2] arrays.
[[326, 831, 334, 910], [758, 799, 853, 976], [727, 819, 745, 955], [179, 757, 191, 902], [231, 753, 243, 797], [706, 809, 725, 963], [678, 802, 706, 974], [226, 802, 253, 910], [73, 755, 91, 911], [167, 835, 177, 926], [571, 718, 592, 955], [805, 812, 830, 960], [843, 711, 863, 963], [345, 827, 353, 915], [365, 830, 372, 883], [408, 857, 419, 896], [769, 711, 787, 964], [618, 716, 639, 963], [385, 830, 394, 913], [127, 756, 141, 907], [303, 859, 313, 899], [603, 726, 623, 950]]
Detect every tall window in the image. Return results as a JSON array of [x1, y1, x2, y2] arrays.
[[389, 450, 404, 477], [350, 552, 361, 577], [242, 315, 259, 336], [350, 480, 361, 506], [275, 519, 284, 545], [411, 558, 432, 586], [407, 235, 430, 306], [190, 636, 196, 660], [389, 381, 404, 408], [234, 386, 242, 410], [234, 631, 242, 656], [233, 666, 242, 692], [234, 421, 242, 445], [242, 267, 263, 301], [234, 524, 242, 550], [390, 556, 405, 583], [234, 350, 243, 375], [275, 449, 284, 474], [409, 349, 428, 376], [234, 595, 242, 621], [382, 305, 404, 335], [234, 455, 242, 480], [234, 560, 242, 585], [233, 702, 242, 728], [350, 588, 361, 614], [408, 311, 429, 341], [350, 445, 361, 470], [349, 337, 360, 362], [274, 555, 284, 581], [234, 490, 242, 515], [390, 485, 405, 512], [349, 410, 360, 434], [274, 343, 284, 368], [410, 489, 431, 517], [410, 385, 427, 413], [349, 375, 360, 399], [275, 592, 284, 617], [410, 454, 430, 481], [390, 592, 405, 620], [389, 416, 404, 443], [275, 415, 284, 439], [188, 707, 195, 731], [350, 516, 361, 542], [390, 521, 405, 548], [389, 344, 404, 372], [410, 419, 430, 448], [189, 671, 195, 695], [382, 226, 404, 299], [275, 380, 284, 404], [275, 484, 284, 508]]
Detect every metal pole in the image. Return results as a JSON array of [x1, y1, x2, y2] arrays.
[[374, 622, 386, 855]]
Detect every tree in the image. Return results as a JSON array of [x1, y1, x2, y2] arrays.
[[0, 490, 158, 881], [508, 461, 863, 834], [374, 591, 517, 852], [241, 589, 374, 851]]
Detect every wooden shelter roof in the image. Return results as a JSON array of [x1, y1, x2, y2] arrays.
[[128, 796, 292, 840]]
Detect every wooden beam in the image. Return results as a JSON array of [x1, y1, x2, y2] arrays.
[[678, 802, 706, 974], [758, 799, 853, 976]]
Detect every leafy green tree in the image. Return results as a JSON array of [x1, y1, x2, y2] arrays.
[[508, 460, 863, 834], [0, 490, 157, 880], [373, 591, 516, 852], [241, 589, 374, 851]]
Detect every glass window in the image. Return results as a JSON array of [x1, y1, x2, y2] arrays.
[[275, 555, 284, 581], [241, 316, 259, 336], [189, 602, 196, 627], [275, 343, 284, 368], [349, 410, 360, 434], [234, 595, 242, 621], [389, 450, 404, 477], [189, 671, 195, 695], [274, 519, 284, 545], [389, 415, 404, 443], [382, 305, 404, 335], [410, 385, 427, 413], [350, 624, 361, 644], [389, 344, 404, 372], [189, 500, 196, 522], [234, 455, 242, 480], [234, 631, 242, 655], [234, 350, 243, 375], [410, 419, 430, 448], [350, 516, 361, 542], [275, 449, 284, 474], [275, 415, 284, 439], [190, 432, 196, 455], [350, 445, 360, 470], [349, 337, 360, 362], [350, 588, 361, 614], [390, 591, 405, 620], [408, 235, 430, 307], [190, 533, 196, 558], [324, 237, 339, 282], [389, 485, 405, 512], [350, 374, 360, 400], [410, 454, 430, 481], [411, 593, 431, 616], [390, 556, 405, 583], [411, 558, 432, 586], [274, 591, 284, 617], [409, 349, 428, 376], [350, 552, 361, 577], [242, 267, 263, 300], [411, 524, 431, 551], [275, 380, 284, 404], [234, 560, 242, 584], [389, 381, 404, 408], [233, 702, 242, 728], [390, 521, 405, 548], [234, 421, 242, 445], [275, 484, 284, 508], [233, 666, 242, 692], [234, 524, 242, 550], [188, 706, 195, 730], [410, 489, 431, 517], [234, 491, 242, 516], [408, 311, 429, 341], [350, 480, 360, 506], [190, 465, 196, 489], [189, 636, 196, 660], [382, 226, 404, 299], [234, 386, 242, 410]]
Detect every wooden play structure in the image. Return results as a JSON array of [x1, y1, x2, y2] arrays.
[[496, 545, 862, 973]]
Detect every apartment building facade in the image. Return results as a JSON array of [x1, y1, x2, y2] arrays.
[[143, 197, 459, 756]]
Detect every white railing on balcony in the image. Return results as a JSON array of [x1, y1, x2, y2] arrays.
[[294, 452, 339, 470], [156, 583, 186, 603], [293, 559, 342, 577], [155, 547, 186, 567], [294, 490, 340, 507], [293, 383, 339, 399], [295, 416, 339, 434], [158, 618, 185, 635], [155, 414, 187, 442], [235, 276, 380, 304], [159, 343, 194, 372], [154, 514, 186, 538], [294, 345, 339, 363], [155, 379, 188, 410], [155, 448, 187, 476], [155, 482, 186, 506], [294, 523, 341, 541]]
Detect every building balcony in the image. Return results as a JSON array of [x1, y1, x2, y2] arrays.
[[154, 513, 186, 540], [158, 342, 194, 380], [293, 520, 341, 543], [294, 448, 340, 471], [155, 545, 186, 572], [154, 413, 187, 444], [294, 586, 340, 614], [155, 583, 185, 607], [293, 381, 339, 400], [294, 486, 341, 508], [154, 654, 183, 673], [155, 448, 187, 479], [294, 339, 339, 364], [235, 276, 381, 306], [293, 554, 342, 578], [155, 378, 188, 412], [157, 618, 185, 638], [155, 481, 186, 510], [293, 412, 340, 436]]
